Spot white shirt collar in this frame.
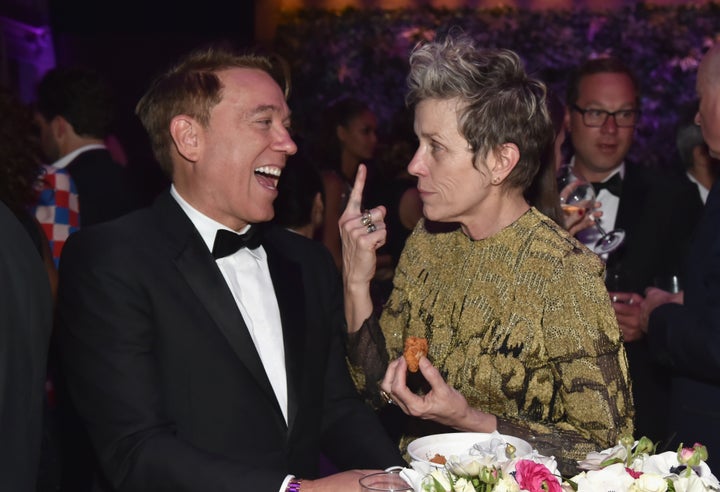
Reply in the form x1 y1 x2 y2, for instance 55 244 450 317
686 171 709 204
170 185 256 257
51 143 107 169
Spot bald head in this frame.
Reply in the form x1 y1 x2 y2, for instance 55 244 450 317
698 45 720 88
696 45 720 159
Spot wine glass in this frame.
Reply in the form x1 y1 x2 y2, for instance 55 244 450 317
557 167 626 255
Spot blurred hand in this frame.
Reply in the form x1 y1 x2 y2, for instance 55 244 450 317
640 287 684 334
560 181 603 236
302 469 379 491
609 291 646 342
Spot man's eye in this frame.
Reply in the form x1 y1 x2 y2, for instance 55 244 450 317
587 109 606 118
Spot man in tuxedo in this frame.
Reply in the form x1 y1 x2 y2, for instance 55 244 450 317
675 109 719 207
56 47 403 492
641 44 720 467
0 202 53 491
34 67 141 262
564 57 703 444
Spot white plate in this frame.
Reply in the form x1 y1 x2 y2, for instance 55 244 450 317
407 432 532 466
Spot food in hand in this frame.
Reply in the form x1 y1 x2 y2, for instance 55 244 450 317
404 336 428 373
429 453 447 465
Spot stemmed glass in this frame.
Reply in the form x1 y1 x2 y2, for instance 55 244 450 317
557 166 626 255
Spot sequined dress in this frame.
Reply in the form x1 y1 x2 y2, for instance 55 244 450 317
346 208 634 474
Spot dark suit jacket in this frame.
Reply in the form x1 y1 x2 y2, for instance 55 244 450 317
0 202 53 491
648 180 720 467
603 163 703 445
606 163 703 293
56 191 402 492
66 148 141 227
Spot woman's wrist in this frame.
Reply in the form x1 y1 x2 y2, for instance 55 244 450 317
455 407 497 433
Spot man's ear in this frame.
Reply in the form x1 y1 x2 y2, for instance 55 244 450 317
51 115 70 140
490 143 520 184
170 115 202 162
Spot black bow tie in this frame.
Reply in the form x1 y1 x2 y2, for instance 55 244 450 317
212 226 262 259
592 173 623 197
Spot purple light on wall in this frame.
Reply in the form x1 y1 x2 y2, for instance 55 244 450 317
0 15 55 102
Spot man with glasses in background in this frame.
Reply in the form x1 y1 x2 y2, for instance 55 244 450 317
563 56 702 446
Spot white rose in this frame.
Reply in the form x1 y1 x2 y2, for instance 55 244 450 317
570 463 636 492
495 476 521 492
630 474 668 492
447 459 484 477
671 474 709 492
452 477 476 492
427 469 452 491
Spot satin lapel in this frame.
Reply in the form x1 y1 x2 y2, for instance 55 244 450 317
608 169 643 266
154 193 277 405
264 234 307 435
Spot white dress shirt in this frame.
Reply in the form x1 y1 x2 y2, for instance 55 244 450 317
49 143 107 169
170 186 288 423
687 171 710 204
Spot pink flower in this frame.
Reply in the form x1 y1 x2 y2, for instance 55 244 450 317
627 468 643 479
677 443 708 467
515 459 562 492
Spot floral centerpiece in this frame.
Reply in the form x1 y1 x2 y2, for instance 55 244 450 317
403 436 719 492
567 437 719 492
403 433 562 492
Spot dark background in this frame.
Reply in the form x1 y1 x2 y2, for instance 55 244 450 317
2 0 257 202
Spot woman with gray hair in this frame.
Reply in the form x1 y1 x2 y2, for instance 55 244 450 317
340 32 634 474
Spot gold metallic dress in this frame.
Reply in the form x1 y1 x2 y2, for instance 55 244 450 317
347 208 634 474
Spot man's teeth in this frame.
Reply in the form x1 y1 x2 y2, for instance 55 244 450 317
255 166 282 177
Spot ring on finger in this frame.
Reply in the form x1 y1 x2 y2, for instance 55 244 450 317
379 389 395 405
361 210 373 227
366 223 377 234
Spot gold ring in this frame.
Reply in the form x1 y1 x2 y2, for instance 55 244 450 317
379 389 394 405
361 210 373 227
366 223 377 234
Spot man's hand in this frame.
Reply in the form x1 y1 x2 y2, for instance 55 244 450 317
302 470 380 491
640 287 684 334
609 291 646 342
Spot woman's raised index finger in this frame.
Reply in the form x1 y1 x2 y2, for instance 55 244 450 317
346 163 367 214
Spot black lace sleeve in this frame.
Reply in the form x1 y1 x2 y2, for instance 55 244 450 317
345 314 390 408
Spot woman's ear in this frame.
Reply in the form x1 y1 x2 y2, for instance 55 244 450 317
311 192 325 228
491 143 520 184
564 107 572 133
170 115 202 162
336 124 348 145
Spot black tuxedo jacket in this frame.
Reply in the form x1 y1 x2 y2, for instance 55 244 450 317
602 163 703 445
648 180 720 467
0 203 53 491
66 148 141 227
56 191 402 492
606 163 703 293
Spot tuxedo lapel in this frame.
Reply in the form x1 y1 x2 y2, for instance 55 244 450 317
154 193 279 410
264 233 307 435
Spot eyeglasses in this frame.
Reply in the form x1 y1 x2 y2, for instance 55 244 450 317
571 104 640 128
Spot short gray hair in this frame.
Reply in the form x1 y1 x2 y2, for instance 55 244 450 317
676 121 706 170
405 33 553 190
